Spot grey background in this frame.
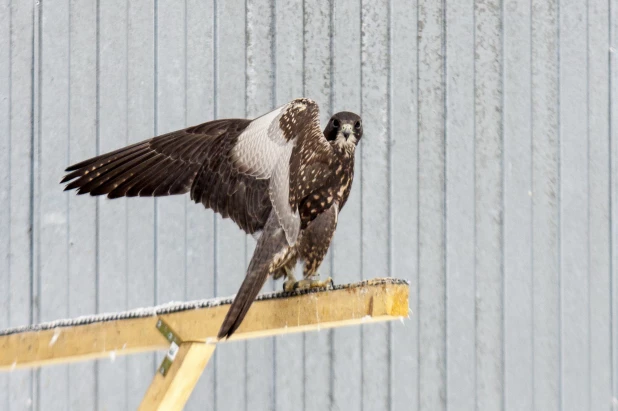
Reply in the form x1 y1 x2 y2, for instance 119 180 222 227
1 0 617 410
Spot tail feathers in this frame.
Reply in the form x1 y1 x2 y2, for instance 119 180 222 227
217 211 290 339
217 265 270 339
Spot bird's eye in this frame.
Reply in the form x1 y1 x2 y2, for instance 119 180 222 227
332 119 340 128
354 121 362 129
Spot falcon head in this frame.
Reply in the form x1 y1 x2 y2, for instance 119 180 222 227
323 112 363 148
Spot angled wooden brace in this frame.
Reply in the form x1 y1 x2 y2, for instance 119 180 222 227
138 319 216 411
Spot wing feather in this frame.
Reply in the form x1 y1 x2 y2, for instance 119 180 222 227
63 140 146 172
268 144 300 244
71 150 154 194
62 99 332 237
62 118 271 234
117 155 169 197
62 144 150 186
137 160 181 197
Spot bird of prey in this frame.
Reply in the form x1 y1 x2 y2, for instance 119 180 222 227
61 98 363 339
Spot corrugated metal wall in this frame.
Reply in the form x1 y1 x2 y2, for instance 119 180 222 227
1 0 617 410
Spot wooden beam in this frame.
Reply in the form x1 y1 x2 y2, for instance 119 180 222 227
0 278 409 370
138 342 216 411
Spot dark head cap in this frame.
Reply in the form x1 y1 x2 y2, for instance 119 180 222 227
323 111 363 143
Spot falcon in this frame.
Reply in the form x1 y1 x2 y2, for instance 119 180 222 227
61 98 363 339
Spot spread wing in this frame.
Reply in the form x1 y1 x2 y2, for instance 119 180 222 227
61 98 332 238
61 119 272 234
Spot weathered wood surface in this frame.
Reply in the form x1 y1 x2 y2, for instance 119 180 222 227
0 279 409 370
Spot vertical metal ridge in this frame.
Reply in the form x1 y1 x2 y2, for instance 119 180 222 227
327 1 335 408
556 0 563 406
184 0 188 128
212 0 218 408
124 0 130 312
327 30 336 401
244 0 248 118
241 0 251 411
153 0 159 377
183 0 191 306
301 2 307 409
531 0 537 405
6 6 13 409
33 0 42 402
7 0 12 335
386 1 394 409
328 0 334 114
243 3 248 410
94 0 101 411
33 0 42 329
66 0 71 316
472 0 478 407
441 0 448 406
415 0 422 407
528 0 535 406
302 0 306 98
500 0 507 407
66 0 72 407
358 0 365 411
585 0 592 405
359 1 365 408
183 0 188 305
271 2 277 409
153 0 159 310
609 0 617 402
271 0 276 109
124 1 130 404
94 0 100 407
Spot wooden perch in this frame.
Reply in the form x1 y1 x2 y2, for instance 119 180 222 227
0 278 409 411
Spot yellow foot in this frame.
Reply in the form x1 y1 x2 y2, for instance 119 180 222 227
282 267 297 292
287 276 334 291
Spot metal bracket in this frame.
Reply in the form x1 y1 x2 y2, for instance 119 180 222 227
155 318 182 376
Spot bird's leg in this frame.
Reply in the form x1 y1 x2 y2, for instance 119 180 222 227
282 265 298 292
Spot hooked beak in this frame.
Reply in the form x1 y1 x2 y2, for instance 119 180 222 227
340 123 353 139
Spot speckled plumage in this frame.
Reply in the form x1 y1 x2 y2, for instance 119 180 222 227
60 98 362 339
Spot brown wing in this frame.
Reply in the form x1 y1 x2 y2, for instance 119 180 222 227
287 104 334 215
61 119 271 234
62 98 332 238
